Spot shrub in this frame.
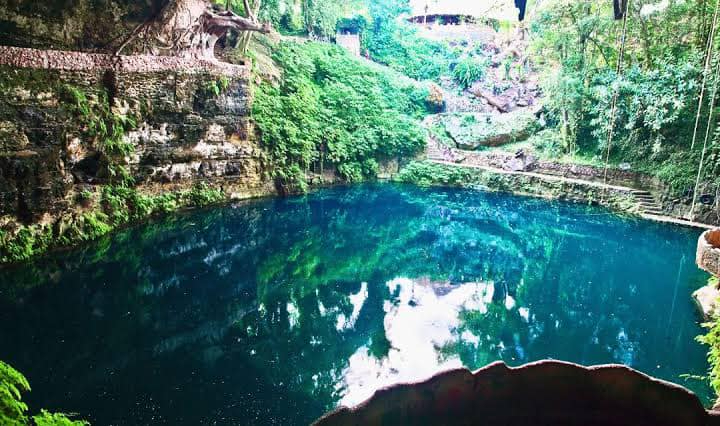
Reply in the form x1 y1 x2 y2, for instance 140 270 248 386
1 360 87 425
362 22 452 82
452 56 489 89
253 40 429 191
698 277 720 396
396 161 475 186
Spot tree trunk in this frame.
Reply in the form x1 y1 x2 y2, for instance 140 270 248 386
118 0 271 59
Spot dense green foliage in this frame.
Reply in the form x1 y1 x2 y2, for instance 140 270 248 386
253 40 429 191
357 0 493 85
531 0 719 194
395 161 476 186
221 0 363 38
698 278 720 395
1 360 29 426
362 18 452 81
0 184 226 263
1 361 86 425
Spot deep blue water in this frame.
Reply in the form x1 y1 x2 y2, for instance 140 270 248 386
0 184 712 425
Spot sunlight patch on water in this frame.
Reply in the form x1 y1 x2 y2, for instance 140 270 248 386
287 302 299 329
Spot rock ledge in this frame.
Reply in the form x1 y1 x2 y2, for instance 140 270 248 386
315 360 720 426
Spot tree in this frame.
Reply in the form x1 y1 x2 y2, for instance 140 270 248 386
115 0 272 59
229 0 264 54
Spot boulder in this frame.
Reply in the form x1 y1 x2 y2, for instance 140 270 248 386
697 229 720 277
503 149 537 172
441 109 538 150
693 283 720 319
314 360 720 426
425 83 445 113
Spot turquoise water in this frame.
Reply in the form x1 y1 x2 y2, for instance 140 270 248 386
0 184 712 425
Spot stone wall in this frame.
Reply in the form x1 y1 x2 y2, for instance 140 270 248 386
697 229 720 277
456 150 660 190
456 150 720 225
398 161 638 215
0 46 247 75
0 46 271 225
660 185 720 226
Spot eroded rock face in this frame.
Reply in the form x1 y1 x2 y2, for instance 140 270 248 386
0 47 270 224
698 229 720 278
314 360 720 426
0 0 152 51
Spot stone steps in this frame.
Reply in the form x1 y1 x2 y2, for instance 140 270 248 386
632 190 664 215
426 135 456 162
426 148 446 161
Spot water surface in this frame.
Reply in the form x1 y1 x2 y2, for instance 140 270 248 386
0 184 711 424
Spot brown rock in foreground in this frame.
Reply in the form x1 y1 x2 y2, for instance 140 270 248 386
314 360 720 426
698 229 720 278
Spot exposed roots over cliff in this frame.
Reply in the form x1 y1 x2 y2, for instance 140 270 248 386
114 0 271 59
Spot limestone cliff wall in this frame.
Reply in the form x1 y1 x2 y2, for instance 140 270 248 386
0 0 157 50
0 46 271 226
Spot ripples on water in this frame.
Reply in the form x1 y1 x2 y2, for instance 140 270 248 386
0 184 712 424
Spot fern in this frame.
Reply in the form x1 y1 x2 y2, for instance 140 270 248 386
1 360 87 425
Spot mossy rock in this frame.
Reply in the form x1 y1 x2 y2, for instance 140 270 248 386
0 121 30 151
441 109 538 150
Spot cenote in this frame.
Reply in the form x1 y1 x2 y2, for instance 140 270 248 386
0 184 712 425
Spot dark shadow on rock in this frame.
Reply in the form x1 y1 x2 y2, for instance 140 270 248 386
315 360 720 426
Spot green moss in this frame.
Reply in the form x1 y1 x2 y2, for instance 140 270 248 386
396 161 636 212
428 123 456 149
0 183 228 264
203 76 232 97
0 67 63 95
60 84 137 185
